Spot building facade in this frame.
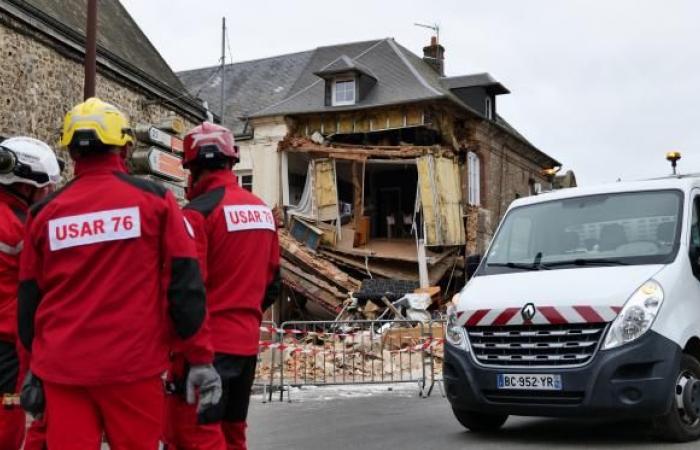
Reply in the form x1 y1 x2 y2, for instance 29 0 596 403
181 37 568 315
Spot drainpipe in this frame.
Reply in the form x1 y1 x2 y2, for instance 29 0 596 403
84 0 98 99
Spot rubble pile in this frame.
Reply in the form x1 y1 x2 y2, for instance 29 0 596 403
255 325 444 385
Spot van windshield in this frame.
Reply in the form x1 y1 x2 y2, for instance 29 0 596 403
481 190 683 274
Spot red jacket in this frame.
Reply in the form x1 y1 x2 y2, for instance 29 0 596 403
18 153 212 386
184 170 280 356
0 189 27 344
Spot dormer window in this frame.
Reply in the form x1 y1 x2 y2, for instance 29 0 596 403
315 55 376 107
333 78 356 106
485 96 493 120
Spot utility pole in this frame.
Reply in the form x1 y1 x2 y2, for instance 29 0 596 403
220 17 226 122
84 0 98 99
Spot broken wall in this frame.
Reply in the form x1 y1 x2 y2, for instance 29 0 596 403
238 117 288 207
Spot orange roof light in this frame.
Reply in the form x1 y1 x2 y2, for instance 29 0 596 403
666 151 682 163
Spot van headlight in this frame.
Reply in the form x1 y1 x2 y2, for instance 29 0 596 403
446 303 469 352
602 280 664 350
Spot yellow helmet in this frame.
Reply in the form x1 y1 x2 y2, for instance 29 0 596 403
61 97 134 150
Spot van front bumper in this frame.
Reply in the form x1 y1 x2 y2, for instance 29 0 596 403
444 330 680 418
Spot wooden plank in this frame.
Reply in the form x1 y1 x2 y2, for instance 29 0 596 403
322 116 337 134
354 116 370 133
337 115 353 134
388 109 404 128
406 107 423 126
307 117 322 135
374 111 389 130
352 161 363 227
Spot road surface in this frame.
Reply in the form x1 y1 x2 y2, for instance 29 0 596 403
248 384 700 449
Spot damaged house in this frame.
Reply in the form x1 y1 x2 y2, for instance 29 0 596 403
179 37 566 319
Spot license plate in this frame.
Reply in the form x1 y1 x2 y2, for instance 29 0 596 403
497 374 562 390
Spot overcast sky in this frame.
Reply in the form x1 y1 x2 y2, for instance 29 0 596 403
121 0 700 185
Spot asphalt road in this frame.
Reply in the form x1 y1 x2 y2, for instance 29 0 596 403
248 385 700 450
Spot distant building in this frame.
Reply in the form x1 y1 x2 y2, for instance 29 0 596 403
0 0 208 166
181 37 566 312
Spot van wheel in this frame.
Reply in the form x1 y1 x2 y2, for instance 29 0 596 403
452 408 508 432
653 354 700 442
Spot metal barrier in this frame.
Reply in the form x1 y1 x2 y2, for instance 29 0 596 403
424 318 446 398
254 321 282 403
255 319 454 402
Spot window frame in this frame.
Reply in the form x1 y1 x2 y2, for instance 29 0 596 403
332 78 356 106
485 96 493 120
467 151 481 207
237 170 253 192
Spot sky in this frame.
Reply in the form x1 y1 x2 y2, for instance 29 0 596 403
120 0 700 185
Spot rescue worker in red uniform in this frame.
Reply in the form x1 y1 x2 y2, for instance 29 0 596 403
0 137 60 450
17 98 223 450
166 122 280 450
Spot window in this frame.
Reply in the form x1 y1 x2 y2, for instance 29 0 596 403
482 190 683 274
237 171 253 192
467 151 481 206
485 97 493 119
332 79 356 106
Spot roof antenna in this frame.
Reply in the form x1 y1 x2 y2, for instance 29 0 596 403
414 22 440 47
666 151 682 176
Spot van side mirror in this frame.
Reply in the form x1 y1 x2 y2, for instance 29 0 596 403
466 254 483 278
690 245 700 280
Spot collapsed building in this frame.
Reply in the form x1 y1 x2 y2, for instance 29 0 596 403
180 37 569 320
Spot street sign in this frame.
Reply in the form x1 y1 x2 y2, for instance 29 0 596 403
147 147 186 181
131 147 186 182
135 126 184 154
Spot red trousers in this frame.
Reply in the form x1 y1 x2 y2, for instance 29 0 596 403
0 407 24 450
44 376 165 450
24 417 47 450
165 396 247 450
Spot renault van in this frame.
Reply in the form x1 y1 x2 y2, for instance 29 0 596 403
445 174 700 441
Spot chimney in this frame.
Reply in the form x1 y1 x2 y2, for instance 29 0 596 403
423 36 445 76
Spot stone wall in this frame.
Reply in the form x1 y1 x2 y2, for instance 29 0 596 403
459 118 552 255
0 18 195 178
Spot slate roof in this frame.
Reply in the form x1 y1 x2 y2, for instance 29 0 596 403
0 0 207 120
314 54 376 79
178 50 314 135
178 38 559 166
441 73 510 94
253 39 452 117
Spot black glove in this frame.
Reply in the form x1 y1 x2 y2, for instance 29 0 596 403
20 371 45 418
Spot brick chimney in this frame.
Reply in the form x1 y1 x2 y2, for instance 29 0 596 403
423 36 445 76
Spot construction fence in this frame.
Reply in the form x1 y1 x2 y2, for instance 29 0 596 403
254 318 446 402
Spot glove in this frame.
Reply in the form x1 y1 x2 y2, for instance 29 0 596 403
186 364 222 414
20 371 45 418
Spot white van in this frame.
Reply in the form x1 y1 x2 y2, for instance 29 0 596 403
445 174 700 441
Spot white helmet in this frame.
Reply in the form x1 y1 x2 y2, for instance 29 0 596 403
0 137 62 188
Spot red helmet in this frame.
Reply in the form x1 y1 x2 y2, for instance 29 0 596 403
183 122 239 169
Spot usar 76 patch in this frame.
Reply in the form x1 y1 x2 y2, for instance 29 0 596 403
48 207 142 251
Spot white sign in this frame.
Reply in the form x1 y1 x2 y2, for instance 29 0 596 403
49 207 142 251
224 205 275 232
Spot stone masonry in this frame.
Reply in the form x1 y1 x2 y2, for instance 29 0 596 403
0 19 194 178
